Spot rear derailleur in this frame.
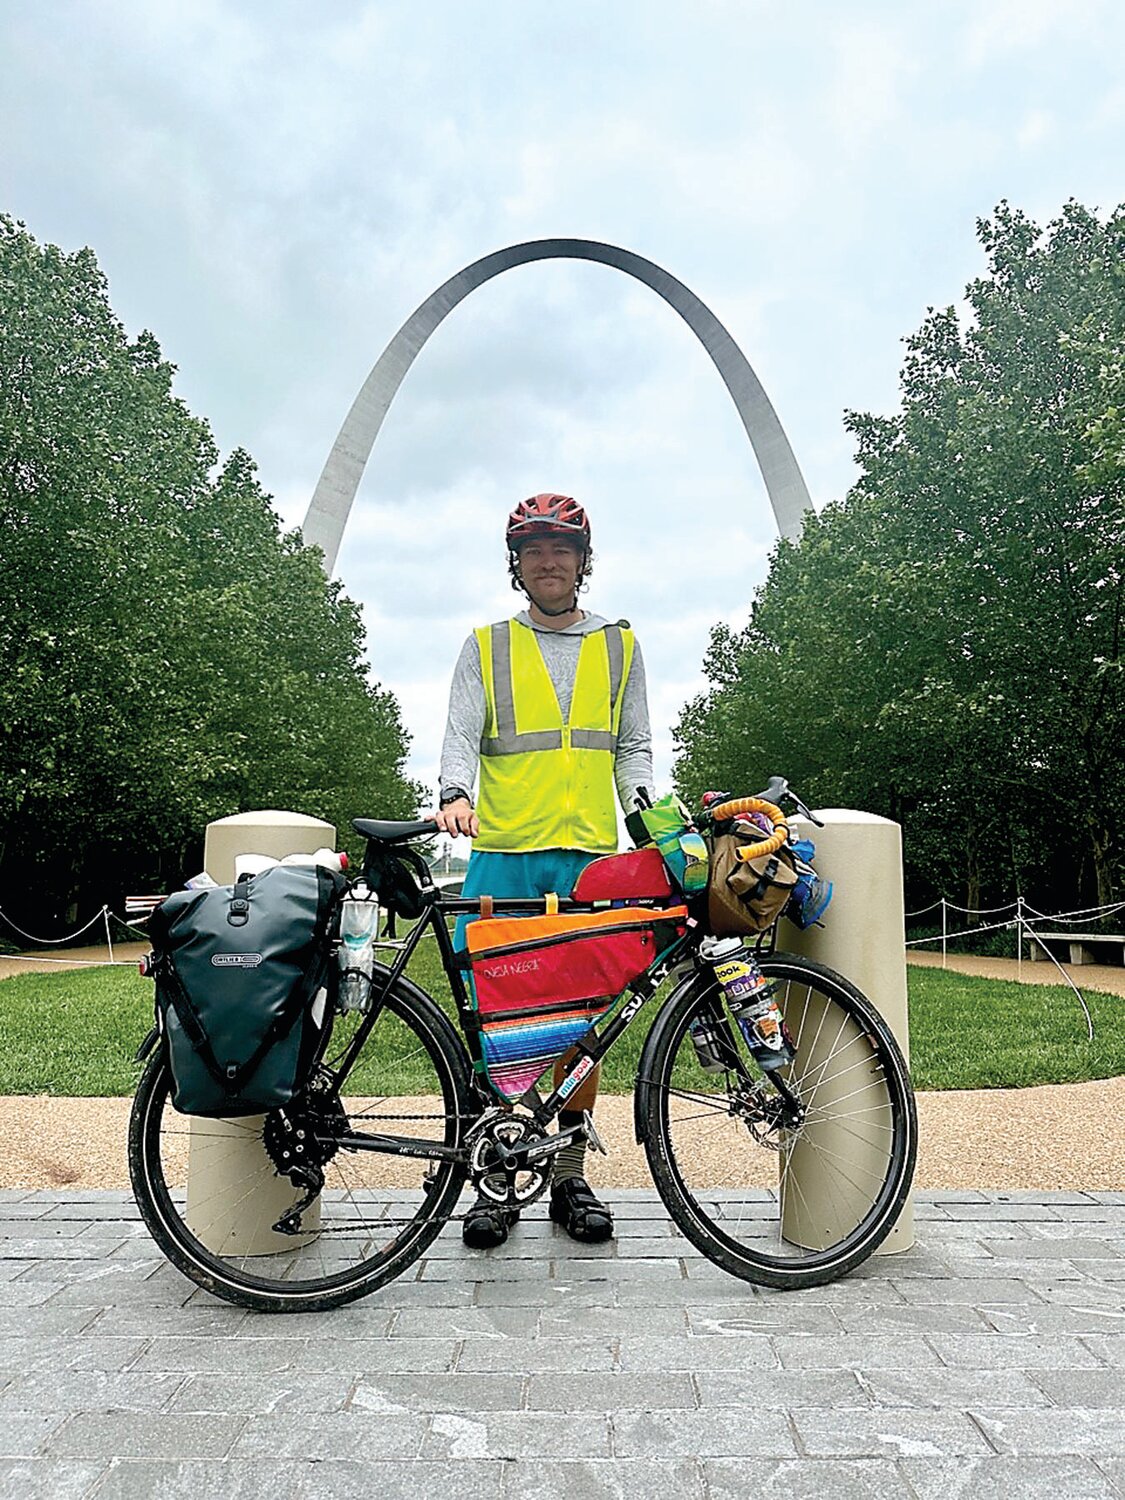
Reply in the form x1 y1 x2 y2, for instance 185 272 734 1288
263 1071 349 1236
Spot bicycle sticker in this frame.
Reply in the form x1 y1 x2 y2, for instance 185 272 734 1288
557 1055 595 1099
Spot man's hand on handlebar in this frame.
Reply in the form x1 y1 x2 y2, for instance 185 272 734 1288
432 797 480 839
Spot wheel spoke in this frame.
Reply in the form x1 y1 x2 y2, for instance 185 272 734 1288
643 958 915 1288
129 977 471 1311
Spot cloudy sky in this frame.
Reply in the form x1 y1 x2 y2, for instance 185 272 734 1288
3 1 1123 827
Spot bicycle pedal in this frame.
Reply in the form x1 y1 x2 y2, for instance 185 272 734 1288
582 1110 608 1156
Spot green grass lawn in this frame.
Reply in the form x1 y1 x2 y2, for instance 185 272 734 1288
1 952 1121 1096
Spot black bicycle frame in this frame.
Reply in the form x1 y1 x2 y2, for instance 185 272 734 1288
325 868 697 1165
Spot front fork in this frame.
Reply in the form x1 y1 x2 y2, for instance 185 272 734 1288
633 964 805 1145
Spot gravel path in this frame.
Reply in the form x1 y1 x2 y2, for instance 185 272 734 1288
4 1077 1123 1193
3 945 1122 1192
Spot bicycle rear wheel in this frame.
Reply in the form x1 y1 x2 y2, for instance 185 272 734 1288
638 952 916 1290
129 972 472 1312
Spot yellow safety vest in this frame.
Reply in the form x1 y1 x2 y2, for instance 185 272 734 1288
474 618 635 854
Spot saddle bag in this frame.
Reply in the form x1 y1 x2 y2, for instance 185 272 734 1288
465 904 687 1098
148 863 347 1117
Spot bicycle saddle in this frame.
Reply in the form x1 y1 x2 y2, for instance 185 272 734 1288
352 818 438 844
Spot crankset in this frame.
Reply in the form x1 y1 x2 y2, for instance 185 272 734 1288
465 1107 605 1213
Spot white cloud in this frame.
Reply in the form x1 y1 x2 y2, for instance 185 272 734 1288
964 0 1107 66
1017 109 1055 149
823 21 917 152
4 0 1125 817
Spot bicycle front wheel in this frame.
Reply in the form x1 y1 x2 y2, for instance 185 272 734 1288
638 952 916 1290
129 973 472 1312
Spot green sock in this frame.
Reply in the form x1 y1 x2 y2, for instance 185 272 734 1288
553 1109 588 1185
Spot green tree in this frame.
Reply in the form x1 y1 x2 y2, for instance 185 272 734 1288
0 217 420 924
675 200 1125 911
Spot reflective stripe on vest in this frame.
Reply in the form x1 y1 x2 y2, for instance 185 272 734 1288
474 618 635 853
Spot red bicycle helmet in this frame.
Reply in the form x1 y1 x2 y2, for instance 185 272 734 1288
505 493 591 550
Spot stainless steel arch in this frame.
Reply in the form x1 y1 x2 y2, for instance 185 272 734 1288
303 238 812 572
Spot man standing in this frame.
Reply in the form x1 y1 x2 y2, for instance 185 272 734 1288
435 493 654 1248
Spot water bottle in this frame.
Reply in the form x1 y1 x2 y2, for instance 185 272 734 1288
688 1015 739 1074
280 847 349 873
337 886 380 1013
699 934 794 1072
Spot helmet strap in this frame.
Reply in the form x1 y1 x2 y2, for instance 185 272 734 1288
532 593 580 617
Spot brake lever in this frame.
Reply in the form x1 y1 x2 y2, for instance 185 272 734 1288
790 791 824 828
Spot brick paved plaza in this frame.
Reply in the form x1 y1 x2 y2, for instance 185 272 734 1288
1 1188 1124 1496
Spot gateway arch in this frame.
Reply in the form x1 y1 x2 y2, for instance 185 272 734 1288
302 238 812 572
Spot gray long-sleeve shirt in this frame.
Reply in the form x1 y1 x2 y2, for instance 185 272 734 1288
439 610 654 819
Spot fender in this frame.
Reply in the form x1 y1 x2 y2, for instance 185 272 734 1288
632 967 713 1144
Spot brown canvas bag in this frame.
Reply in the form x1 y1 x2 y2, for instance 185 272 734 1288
707 825 799 937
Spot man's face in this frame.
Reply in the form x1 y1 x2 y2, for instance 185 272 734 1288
516 536 584 611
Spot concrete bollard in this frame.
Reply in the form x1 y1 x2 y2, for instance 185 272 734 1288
780 809 915 1254
185 810 336 1258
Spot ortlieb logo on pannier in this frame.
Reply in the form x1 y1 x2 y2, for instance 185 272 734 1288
147 864 346 1117
465 904 687 1099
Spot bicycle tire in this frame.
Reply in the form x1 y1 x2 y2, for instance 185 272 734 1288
637 951 917 1290
129 968 473 1312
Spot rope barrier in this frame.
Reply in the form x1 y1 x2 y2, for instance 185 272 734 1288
905 915 1019 945
939 898 1021 917
0 905 111 946
904 899 943 918
1022 899 1125 926
905 893 1104 1041
909 895 1125 925
105 906 152 930
0 954 140 968
1020 924 1095 1042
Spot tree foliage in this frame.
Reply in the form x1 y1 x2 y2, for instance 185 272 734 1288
0 218 421 924
675 200 1125 912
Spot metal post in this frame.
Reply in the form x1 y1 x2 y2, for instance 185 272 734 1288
102 905 114 966
1016 895 1023 981
941 897 947 970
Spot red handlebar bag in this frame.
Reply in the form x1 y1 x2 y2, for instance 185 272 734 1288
465 904 687 1098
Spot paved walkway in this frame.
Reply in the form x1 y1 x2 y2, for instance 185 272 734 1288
907 949 1125 999
0 943 147 982
2 1189 1124 1497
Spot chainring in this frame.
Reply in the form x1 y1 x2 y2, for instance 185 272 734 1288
466 1108 551 1211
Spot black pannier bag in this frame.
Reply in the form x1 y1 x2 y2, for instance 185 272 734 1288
148 864 347 1117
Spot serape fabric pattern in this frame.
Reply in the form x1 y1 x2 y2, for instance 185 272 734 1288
465 904 687 1098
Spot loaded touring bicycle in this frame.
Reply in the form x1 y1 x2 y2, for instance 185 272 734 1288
129 779 917 1312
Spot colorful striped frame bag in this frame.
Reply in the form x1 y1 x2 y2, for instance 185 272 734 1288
465 905 687 1098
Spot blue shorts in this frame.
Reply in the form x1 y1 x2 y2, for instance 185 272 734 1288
453 848 597 955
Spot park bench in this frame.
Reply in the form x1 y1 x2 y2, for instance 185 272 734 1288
1025 930 1125 966
125 895 164 922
